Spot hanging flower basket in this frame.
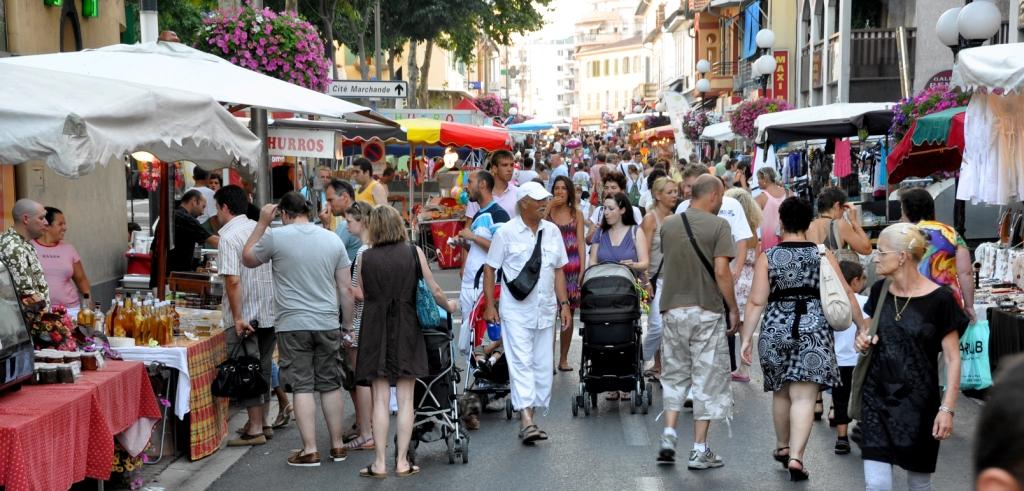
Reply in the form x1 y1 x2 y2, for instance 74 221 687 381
475 94 504 118
196 3 331 92
682 111 721 142
888 84 970 142
729 98 793 141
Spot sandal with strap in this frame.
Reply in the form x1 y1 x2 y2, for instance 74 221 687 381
343 435 375 451
788 459 810 482
519 424 542 444
359 465 386 479
772 447 790 469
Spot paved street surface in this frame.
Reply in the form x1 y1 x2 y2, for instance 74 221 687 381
199 268 981 491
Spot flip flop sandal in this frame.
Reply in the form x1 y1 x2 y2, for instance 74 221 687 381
343 435 375 451
772 447 790 469
536 429 549 440
519 425 542 444
396 465 421 477
558 366 574 372
359 465 387 479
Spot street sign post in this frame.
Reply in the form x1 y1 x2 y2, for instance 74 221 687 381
329 80 409 99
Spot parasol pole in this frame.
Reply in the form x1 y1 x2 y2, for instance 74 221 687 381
154 160 170 299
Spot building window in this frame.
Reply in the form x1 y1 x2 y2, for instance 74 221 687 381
603 59 609 76
623 56 630 74
614 59 619 75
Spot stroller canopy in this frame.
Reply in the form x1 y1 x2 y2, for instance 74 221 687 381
581 263 641 323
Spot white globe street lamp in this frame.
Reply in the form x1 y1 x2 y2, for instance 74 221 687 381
755 54 777 77
655 101 666 112
935 7 962 47
936 1 1003 60
957 0 1002 43
509 106 519 116
755 29 776 49
696 59 711 75
696 78 711 94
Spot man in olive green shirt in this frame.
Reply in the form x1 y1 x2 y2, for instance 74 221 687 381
655 175 739 471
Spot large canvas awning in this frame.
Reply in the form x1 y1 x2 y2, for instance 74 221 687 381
754 103 893 146
0 64 261 177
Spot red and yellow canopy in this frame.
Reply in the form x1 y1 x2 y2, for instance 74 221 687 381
397 119 511 151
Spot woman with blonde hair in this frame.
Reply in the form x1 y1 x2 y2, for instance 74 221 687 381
343 201 374 451
355 205 456 478
640 176 679 381
724 187 761 383
755 167 790 252
855 222 965 491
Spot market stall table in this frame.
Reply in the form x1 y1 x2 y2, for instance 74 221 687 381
0 360 161 491
986 308 1024 375
117 328 229 460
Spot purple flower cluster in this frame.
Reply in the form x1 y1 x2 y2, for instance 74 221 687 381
729 98 792 141
682 111 721 142
196 3 331 92
476 94 504 118
889 84 970 142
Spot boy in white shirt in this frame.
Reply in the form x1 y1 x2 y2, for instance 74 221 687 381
834 260 868 456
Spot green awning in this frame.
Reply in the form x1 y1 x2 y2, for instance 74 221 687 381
911 106 967 146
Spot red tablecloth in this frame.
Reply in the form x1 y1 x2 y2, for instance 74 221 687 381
0 360 161 491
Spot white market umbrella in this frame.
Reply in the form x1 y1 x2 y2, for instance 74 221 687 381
0 41 390 124
754 102 894 146
701 121 737 142
951 42 1024 93
0 64 262 178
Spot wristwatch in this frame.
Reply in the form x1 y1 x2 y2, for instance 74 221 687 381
938 405 955 416
559 300 570 307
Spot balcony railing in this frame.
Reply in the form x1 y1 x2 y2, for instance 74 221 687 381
689 0 710 11
847 28 916 80
711 61 737 77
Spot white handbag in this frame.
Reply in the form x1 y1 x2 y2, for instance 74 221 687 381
817 244 853 330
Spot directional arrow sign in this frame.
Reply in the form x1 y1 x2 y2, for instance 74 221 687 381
328 80 409 99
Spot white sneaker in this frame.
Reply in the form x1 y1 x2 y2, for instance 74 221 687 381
687 449 724 470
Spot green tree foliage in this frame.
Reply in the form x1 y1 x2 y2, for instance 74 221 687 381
158 0 218 45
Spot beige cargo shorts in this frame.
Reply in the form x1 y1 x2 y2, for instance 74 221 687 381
660 306 733 420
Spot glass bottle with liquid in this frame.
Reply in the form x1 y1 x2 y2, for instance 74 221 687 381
77 296 94 328
92 301 105 335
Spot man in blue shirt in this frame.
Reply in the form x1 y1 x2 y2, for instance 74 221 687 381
546 153 569 193
457 170 510 357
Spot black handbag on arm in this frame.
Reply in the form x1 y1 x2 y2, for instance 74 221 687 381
503 229 544 301
212 321 269 399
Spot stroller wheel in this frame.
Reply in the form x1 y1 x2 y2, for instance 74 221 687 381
572 392 579 417
459 437 470 464
446 434 456 464
644 382 654 414
584 391 592 416
505 398 514 420
589 392 598 414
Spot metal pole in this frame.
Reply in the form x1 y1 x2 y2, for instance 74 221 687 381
896 26 912 99
374 0 382 81
139 0 158 43
251 108 271 206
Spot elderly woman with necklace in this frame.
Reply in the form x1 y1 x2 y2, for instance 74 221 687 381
855 222 966 491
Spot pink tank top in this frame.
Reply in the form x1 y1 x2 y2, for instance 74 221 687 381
760 191 786 252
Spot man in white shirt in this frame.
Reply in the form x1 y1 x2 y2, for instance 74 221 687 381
513 157 539 185
188 166 218 225
216 185 276 447
483 182 571 445
675 165 753 282
466 150 519 220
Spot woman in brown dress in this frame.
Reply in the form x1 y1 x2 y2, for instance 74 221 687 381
355 206 455 478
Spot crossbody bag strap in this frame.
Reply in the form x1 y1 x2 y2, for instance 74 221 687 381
410 243 423 280
681 212 717 282
866 279 891 339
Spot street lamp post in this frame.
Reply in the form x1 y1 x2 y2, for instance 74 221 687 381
935 0 1002 238
696 59 711 107
752 29 777 94
936 1 1003 61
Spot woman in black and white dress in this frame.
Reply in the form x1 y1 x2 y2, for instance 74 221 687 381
741 197 860 481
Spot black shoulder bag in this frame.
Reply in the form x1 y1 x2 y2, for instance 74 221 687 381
504 230 544 301
212 323 269 399
680 212 731 331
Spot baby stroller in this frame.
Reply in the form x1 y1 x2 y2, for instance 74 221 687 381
462 275 515 420
572 262 652 416
403 315 470 465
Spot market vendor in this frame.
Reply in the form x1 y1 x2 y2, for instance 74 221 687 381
167 189 219 273
0 199 50 308
353 158 388 206
32 207 90 309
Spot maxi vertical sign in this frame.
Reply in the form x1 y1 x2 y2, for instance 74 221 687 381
329 80 409 99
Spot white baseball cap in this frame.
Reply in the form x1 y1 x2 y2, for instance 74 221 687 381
516 181 552 202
